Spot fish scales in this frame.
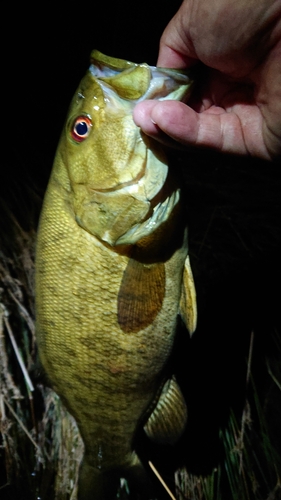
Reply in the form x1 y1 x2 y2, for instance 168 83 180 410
35 50 197 499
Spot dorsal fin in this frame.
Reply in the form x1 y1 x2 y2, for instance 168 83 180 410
180 255 197 335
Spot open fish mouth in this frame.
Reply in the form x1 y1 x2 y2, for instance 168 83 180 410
90 49 194 103
115 188 180 245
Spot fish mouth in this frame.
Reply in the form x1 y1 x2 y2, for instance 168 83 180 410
115 188 180 245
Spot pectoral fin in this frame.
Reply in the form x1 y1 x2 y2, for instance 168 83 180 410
144 376 187 445
118 259 165 333
180 255 197 336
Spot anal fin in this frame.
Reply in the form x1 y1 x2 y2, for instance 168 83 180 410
144 376 187 445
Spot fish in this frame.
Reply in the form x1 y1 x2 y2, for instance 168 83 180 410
35 49 197 499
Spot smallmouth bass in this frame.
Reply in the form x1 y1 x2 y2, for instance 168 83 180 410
35 50 197 499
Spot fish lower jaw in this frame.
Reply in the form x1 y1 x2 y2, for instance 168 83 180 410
115 188 180 246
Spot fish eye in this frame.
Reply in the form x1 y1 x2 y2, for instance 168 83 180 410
71 115 92 142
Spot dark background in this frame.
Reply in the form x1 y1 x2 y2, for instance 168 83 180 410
5 0 182 187
2 1 281 496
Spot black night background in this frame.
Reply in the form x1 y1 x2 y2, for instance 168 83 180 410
1 1 281 499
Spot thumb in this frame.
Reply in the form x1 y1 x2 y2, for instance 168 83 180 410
133 99 269 159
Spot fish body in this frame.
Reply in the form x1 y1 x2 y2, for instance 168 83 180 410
35 51 197 499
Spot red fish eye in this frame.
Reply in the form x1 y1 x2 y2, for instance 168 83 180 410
71 116 92 142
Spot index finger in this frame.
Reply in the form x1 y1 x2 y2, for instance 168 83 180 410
157 44 196 69
157 3 197 68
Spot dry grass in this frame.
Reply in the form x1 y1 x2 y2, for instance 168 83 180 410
0 200 83 500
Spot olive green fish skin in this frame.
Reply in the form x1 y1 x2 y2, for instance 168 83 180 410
37 178 186 461
35 51 197 499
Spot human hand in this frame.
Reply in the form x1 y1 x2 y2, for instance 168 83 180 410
133 0 281 160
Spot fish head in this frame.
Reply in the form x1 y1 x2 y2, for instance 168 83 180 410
56 50 194 246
